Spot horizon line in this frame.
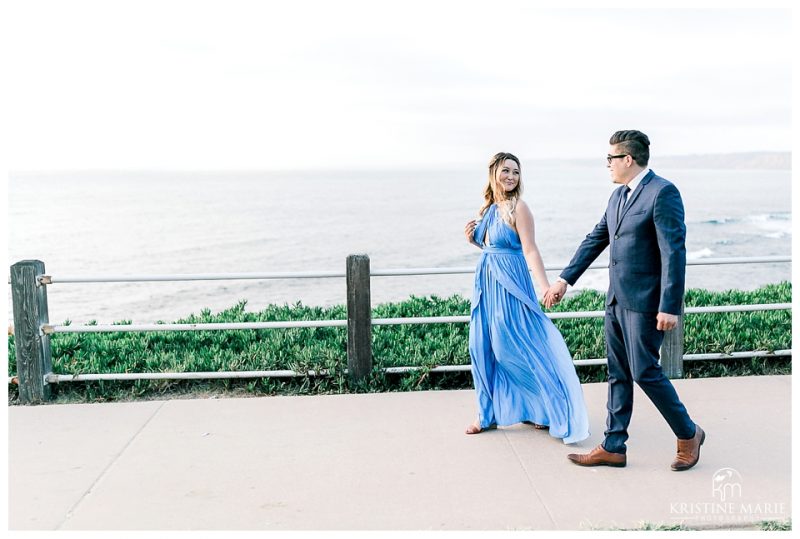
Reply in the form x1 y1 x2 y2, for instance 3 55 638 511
9 150 792 174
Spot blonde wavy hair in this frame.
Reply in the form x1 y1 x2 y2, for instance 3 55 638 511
478 152 523 227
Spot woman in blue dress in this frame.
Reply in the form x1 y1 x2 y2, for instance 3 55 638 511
463 152 590 444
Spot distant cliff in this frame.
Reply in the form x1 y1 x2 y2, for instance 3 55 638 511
651 152 791 170
559 152 791 170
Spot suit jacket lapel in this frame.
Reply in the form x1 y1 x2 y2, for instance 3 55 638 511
611 185 626 230
615 170 654 233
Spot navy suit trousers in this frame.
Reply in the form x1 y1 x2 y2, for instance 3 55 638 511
602 301 696 454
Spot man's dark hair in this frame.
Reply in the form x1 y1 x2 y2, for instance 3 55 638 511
610 130 650 167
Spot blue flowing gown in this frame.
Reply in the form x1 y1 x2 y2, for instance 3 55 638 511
469 204 590 444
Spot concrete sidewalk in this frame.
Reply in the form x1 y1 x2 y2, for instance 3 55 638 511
8 375 792 530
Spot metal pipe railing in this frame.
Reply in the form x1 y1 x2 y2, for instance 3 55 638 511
42 319 348 335
30 349 791 384
26 255 792 285
38 270 346 284
41 303 791 334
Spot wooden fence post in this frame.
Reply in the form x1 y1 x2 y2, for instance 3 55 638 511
660 301 685 379
346 254 372 381
10 260 53 404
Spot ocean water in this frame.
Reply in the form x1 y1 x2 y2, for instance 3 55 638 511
8 166 791 324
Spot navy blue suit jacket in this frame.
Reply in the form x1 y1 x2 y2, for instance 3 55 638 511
560 170 686 314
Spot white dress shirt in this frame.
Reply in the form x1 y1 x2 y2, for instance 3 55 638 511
624 167 651 201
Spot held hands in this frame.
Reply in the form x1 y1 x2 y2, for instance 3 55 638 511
543 281 567 309
656 312 679 331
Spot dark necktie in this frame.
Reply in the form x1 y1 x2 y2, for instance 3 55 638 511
617 185 631 222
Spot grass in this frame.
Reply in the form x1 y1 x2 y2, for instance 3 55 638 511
601 519 791 531
604 522 689 530
7 282 791 404
760 518 792 531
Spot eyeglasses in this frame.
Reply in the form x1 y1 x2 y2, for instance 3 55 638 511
607 154 628 164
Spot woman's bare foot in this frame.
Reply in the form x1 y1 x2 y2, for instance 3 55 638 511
465 421 497 435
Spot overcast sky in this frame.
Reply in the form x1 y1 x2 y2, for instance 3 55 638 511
6 2 792 170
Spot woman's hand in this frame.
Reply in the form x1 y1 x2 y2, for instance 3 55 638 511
464 219 480 247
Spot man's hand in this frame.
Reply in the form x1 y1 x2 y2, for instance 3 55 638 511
543 281 567 308
656 312 679 331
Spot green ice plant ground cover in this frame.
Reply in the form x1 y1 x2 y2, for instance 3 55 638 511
7 282 791 404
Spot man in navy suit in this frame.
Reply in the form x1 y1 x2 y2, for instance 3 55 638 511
544 130 704 471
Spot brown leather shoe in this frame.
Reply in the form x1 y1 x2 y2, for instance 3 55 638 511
671 424 705 471
567 444 626 467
